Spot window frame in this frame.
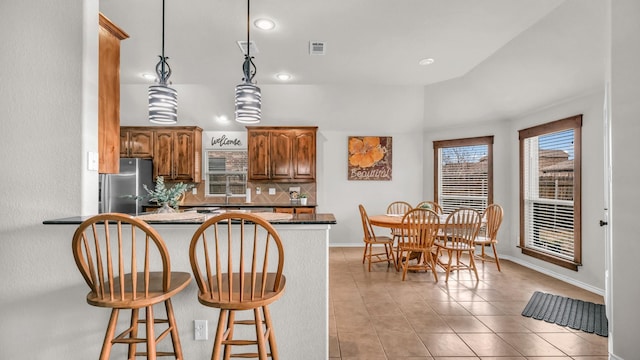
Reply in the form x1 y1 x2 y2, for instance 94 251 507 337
518 115 582 271
433 136 494 213
204 149 248 197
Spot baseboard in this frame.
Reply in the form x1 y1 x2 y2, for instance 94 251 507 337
500 254 604 296
609 352 622 360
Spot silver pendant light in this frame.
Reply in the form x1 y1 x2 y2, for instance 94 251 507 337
149 0 178 124
235 0 261 124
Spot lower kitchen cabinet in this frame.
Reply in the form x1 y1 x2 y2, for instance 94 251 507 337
274 207 315 214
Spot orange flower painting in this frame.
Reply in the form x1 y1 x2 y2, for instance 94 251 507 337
348 136 392 180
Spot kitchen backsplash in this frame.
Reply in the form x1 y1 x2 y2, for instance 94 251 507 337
183 181 317 205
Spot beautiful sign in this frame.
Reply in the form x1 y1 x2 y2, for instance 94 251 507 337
347 136 392 181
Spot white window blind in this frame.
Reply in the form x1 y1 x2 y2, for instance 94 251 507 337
523 129 575 260
437 144 489 214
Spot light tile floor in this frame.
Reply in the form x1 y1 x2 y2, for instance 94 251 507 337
329 247 608 360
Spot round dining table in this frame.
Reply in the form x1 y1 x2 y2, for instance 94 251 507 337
369 213 450 229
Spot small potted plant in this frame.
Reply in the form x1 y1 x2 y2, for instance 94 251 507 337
143 176 194 213
299 193 308 205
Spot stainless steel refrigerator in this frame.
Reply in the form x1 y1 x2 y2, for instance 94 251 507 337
99 158 154 215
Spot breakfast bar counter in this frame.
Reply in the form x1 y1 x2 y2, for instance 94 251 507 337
43 212 335 359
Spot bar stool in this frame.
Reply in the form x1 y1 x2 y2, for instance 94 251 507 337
189 212 286 359
71 213 191 359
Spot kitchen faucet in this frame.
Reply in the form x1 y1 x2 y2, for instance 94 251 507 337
225 176 232 204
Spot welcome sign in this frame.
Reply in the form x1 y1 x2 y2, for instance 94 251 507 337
203 131 246 149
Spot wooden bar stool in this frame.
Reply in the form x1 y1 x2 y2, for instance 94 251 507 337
71 213 191 359
189 213 286 359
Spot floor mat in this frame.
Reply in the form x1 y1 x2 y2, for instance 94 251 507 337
521 291 608 337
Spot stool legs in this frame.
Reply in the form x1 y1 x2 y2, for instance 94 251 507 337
211 307 279 360
100 309 119 360
165 299 184 360
128 308 140 359
263 306 279 359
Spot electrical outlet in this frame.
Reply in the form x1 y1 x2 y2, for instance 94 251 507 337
194 320 207 340
192 187 197 195
256 187 261 195
269 188 276 195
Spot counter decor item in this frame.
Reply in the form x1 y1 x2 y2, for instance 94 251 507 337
299 193 308 205
143 176 194 213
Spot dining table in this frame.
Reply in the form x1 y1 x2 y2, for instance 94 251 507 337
369 213 450 229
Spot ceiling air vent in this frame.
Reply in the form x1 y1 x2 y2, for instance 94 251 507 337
309 41 326 55
236 40 259 55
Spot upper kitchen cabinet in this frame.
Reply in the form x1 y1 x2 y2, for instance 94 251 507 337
120 127 153 158
98 13 128 174
153 126 203 183
247 126 317 182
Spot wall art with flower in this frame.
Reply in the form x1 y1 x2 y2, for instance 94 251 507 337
347 136 392 181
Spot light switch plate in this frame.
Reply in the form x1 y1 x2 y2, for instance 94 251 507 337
269 188 276 195
256 187 261 195
87 151 98 171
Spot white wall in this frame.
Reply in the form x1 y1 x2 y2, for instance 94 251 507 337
610 0 640 358
0 0 99 358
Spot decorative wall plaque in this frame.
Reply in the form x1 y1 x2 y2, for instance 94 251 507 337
347 136 392 181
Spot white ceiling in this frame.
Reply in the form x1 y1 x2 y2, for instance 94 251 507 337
100 0 605 130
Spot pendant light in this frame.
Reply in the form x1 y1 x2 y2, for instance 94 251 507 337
235 0 261 124
149 0 178 124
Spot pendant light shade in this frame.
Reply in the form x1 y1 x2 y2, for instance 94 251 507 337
235 0 261 124
149 0 177 124
235 82 261 124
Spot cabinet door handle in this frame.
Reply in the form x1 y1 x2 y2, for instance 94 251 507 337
599 220 608 227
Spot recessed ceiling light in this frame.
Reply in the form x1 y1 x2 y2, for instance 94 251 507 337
418 58 435 66
254 18 275 30
275 73 292 81
141 73 156 80
215 115 230 124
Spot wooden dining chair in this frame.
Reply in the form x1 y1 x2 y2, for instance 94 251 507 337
189 212 286 360
474 204 504 271
71 213 191 360
397 208 440 281
386 201 413 261
434 208 482 282
415 201 443 214
359 204 397 271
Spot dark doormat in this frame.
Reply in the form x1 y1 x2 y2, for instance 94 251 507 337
521 291 608 337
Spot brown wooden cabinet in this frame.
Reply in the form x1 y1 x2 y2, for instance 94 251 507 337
153 126 202 183
247 126 317 182
120 127 153 158
98 13 128 173
274 207 316 214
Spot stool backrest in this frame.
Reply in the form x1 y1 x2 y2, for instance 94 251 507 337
71 213 171 303
189 213 285 304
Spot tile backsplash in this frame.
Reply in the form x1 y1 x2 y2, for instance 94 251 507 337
183 181 316 205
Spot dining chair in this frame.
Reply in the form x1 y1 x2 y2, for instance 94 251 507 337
71 213 191 360
189 212 286 360
397 208 440 281
474 204 504 271
415 201 443 214
434 208 483 282
359 204 397 271
386 201 413 262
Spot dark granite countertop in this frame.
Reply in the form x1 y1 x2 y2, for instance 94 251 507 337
43 212 336 225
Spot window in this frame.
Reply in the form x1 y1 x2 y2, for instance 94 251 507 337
519 115 582 270
433 136 493 214
205 150 248 197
